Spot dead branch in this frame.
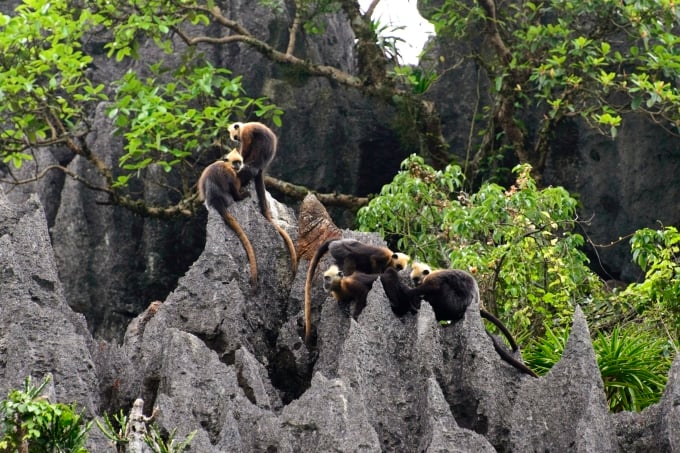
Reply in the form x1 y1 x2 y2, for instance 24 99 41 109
265 175 369 210
287 1 302 55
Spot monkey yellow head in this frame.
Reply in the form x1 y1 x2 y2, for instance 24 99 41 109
224 148 243 172
410 261 433 286
228 122 244 142
323 264 342 292
390 252 411 271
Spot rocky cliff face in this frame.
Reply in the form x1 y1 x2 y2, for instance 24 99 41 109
0 0 413 341
418 7 680 283
1 0 679 348
1 190 679 452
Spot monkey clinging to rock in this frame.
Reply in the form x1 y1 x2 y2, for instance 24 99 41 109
198 148 258 290
228 121 297 273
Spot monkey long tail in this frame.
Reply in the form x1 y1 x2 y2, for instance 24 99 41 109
480 309 519 352
272 223 298 274
304 238 337 344
255 173 272 221
221 209 258 291
486 331 539 378
251 173 297 273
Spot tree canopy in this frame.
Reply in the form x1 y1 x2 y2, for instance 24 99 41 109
430 0 680 178
1 0 679 412
2 0 680 214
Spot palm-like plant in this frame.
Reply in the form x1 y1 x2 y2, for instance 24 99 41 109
596 327 672 412
524 325 673 412
522 325 569 376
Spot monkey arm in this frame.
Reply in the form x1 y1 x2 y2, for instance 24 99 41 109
230 182 250 202
404 281 441 300
380 268 419 317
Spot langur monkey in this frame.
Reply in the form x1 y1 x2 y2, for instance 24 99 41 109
199 149 258 290
228 121 297 273
304 238 410 343
380 262 538 378
323 264 379 320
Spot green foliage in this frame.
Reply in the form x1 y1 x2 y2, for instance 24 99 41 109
0 0 106 168
358 154 602 334
96 409 195 452
431 0 680 139
95 410 127 451
391 66 438 94
521 325 569 376
624 226 680 337
597 326 672 412
93 0 209 60
0 376 91 453
524 325 673 412
108 60 282 187
367 18 406 64
301 0 341 35
0 0 284 196
145 424 196 453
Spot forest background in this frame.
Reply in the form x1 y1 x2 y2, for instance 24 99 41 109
1 0 680 413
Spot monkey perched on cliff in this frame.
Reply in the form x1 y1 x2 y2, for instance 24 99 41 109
228 121 297 273
322 264 380 320
304 238 410 343
198 148 258 290
379 266 421 318
381 263 538 378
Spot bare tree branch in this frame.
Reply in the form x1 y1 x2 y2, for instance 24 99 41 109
364 0 381 19
287 0 303 55
0 164 111 194
478 0 512 64
173 24 363 88
265 176 369 210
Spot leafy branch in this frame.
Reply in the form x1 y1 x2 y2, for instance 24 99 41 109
0 0 449 219
432 0 680 181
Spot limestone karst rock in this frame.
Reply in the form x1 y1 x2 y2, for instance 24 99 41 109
2 189 680 451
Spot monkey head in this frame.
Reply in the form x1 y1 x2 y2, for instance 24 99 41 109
323 264 342 292
228 122 243 142
391 252 411 271
410 261 433 286
224 148 243 172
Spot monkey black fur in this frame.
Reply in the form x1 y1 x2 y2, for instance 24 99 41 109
381 265 538 378
304 238 410 344
228 121 297 273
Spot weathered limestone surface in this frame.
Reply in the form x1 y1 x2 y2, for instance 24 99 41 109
1 191 677 451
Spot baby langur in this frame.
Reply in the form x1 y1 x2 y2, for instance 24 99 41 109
198 148 258 291
407 262 538 378
304 238 410 344
323 264 379 320
228 121 297 273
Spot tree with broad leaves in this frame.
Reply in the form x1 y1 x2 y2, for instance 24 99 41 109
2 0 680 218
430 0 680 181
